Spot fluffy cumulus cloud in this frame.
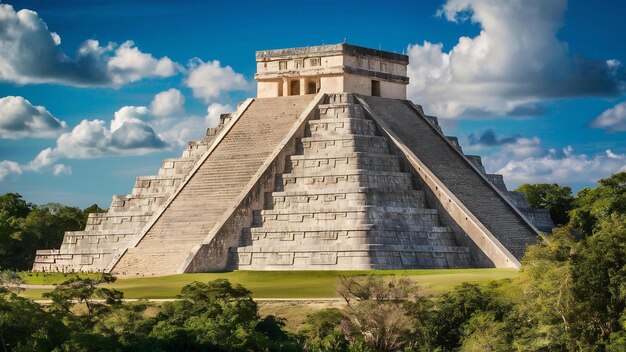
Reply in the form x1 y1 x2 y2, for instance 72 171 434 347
150 88 185 118
110 106 151 132
407 0 625 118
156 102 235 148
589 101 626 132
0 88 235 180
0 160 22 181
52 163 71 176
0 96 66 138
26 106 167 173
205 103 232 127
477 132 626 186
0 4 178 86
185 59 249 103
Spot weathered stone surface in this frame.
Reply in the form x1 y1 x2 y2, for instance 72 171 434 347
32 109 245 272
359 95 542 261
33 44 552 276
110 95 315 276
230 94 474 270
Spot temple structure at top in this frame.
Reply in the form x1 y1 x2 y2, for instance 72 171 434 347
255 44 409 99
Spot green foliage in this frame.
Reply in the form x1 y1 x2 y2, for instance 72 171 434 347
0 193 33 218
0 289 67 352
301 308 348 351
569 172 626 236
572 215 626 345
0 193 106 270
459 312 510 352
515 228 577 350
1 173 625 351
336 275 420 352
148 279 299 351
407 282 516 351
0 270 25 291
515 183 574 225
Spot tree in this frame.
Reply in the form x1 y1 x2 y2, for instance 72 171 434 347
0 289 67 351
0 193 32 270
337 275 420 352
0 193 32 218
0 270 24 292
149 279 294 351
515 183 574 226
460 312 511 352
569 172 626 236
571 214 626 346
515 228 578 350
301 308 348 351
43 275 123 323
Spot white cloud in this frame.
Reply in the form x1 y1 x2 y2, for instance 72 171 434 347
407 0 624 118
6 89 235 179
29 110 166 172
157 116 208 148
150 88 185 117
110 106 151 132
589 101 626 132
0 4 178 87
185 59 249 103
205 103 232 128
0 96 66 138
480 135 626 186
0 160 22 181
52 163 71 176
106 41 178 85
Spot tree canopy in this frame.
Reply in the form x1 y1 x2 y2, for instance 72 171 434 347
0 194 106 270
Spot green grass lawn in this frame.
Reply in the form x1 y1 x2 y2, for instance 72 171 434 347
19 269 518 300
20 272 102 285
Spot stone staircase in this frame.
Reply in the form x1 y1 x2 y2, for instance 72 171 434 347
33 93 552 275
32 113 236 272
360 96 542 260
229 94 474 270
110 95 315 276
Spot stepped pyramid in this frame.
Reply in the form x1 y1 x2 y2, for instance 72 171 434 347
33 44 552 276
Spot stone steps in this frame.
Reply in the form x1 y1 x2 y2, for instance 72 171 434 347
286 152 401 174
247 223 452 234
157 157 197 177
109 194 167 214
297 135 389 155
266 188 426 210
253 207 441 228
234 94 473 270
235 243 470 253
31 109 241 273
361 95 539 258
318 104 366 120
229 249 472 270
279 170 414 191
111 95 316 276
306 118 377 137
242 231 459 247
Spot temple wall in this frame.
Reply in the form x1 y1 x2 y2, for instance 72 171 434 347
343 74 406 99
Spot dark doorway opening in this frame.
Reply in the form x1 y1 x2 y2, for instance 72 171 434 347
371 80 381 96
307 80 317 94
290 80 300 96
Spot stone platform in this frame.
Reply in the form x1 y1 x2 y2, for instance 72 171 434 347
33 93 552 276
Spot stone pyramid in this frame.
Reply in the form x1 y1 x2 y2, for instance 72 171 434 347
33 44 552 276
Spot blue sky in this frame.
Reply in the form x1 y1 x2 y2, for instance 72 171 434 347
0 0 625 208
